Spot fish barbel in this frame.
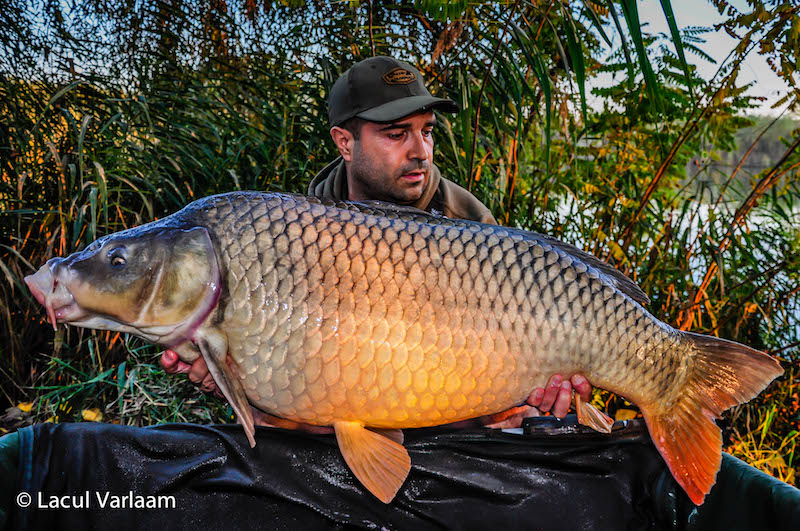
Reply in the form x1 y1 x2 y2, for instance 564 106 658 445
25 192 783 504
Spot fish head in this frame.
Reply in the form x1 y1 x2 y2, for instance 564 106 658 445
25 225 220 347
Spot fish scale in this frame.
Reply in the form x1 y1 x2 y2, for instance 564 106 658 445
182 192 683 426
26 190 783 504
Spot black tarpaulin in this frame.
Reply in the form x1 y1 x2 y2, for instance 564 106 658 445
6 417 800 530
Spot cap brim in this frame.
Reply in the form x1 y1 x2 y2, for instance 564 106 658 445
356 95 459 123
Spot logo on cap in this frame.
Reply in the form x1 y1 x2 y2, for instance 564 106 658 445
382 67 416 85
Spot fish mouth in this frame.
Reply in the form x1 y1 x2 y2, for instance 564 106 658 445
25 265 88 330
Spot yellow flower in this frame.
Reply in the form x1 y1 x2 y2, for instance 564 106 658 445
81 408 103 422
615 409 639 421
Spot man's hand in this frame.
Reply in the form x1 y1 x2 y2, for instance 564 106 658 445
452 374 594 429
160 350 220 396
527 374 592 418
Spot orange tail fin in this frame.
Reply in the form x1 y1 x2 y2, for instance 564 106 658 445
642 332 783 505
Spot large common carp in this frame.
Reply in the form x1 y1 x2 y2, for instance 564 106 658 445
25 192 783 505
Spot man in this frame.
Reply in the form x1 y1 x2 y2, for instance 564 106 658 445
161 56 592 427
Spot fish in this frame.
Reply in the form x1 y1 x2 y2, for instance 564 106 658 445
24 191 783 505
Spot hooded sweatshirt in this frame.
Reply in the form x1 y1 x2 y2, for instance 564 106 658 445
307 157 497 225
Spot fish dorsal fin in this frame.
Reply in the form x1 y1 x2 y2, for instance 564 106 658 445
536 234 650 306
349 200 431 218
334 421 411 503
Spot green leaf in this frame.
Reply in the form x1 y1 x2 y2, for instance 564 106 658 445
563 10 587 123
606 0 635 85
510 23 551 179
31 80 87 134
117 361 127 413
89 186 97 243
414 0 471 21
620 0 662 111
659 0 694 100
530 51 552 181
580 0 613 47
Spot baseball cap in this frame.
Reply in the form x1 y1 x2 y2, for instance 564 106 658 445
328 56 459 127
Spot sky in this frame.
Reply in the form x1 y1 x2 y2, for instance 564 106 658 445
596 0 791 115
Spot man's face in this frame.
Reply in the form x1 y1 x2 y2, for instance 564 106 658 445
339 111 435 204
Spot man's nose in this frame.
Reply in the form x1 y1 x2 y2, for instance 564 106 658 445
407 131 429 161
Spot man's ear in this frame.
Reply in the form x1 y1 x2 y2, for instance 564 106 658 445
330 126 355 162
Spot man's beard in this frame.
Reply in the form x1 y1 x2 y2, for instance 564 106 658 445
350 143 430 204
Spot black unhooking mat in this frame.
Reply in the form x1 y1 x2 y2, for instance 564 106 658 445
4 417 800 530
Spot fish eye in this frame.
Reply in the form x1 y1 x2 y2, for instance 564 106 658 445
108 247 127 268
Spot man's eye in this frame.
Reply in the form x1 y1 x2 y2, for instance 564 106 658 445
388 132 404 140
423 129 433 137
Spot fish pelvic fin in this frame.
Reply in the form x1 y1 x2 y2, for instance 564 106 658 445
643 332 783 506
574 393 614 433
367 427 404 445
334 421 411 504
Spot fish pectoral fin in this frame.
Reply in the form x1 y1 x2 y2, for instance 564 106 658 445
574 393 614 434
334 421 411 504
194 327 256 448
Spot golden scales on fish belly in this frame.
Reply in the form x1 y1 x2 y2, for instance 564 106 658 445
25 191 784 505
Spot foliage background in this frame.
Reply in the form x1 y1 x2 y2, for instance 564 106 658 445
1 0 799 485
